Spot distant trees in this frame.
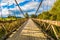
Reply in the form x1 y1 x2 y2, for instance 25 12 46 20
30 14 37 18
37 11 58 21
8 16 16 18
50 15 57 20
37 12 52 20
24 12 29 18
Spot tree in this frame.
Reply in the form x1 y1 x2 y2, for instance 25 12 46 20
37 13 43 19
50 0 60 20
24 12 29 18
37 0 60 21
37 12 52 20
8 15 16 18
50 15 57 20
30 14 37 18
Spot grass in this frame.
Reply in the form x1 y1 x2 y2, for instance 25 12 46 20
0 17 28 39
54 25 60 39
0 27 5 38
0 17 17 21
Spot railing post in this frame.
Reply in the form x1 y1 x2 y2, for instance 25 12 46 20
51 25 59 40
46 24 51 30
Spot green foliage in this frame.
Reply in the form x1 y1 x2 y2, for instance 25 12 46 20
50 0 60 20
57 14 60 21
0 26 5 38
37 11 52 20
37 14 43 19
37 0 60 21
30 14 37 18
0 18 27 38
24 12 29 18
50 15 57 20
8 16 16 18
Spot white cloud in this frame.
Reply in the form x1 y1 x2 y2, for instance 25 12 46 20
9 6 19 10
14 0 56 12
28 11 35 15
42 0 56 6
15 14 24 17
2 0 24 3
0 12 2 17
1 8 9 17
9 1 39 11
0 3 8 6
1 0 25 6
21 2 39 10
0 7 24 17
0 0 56 17
1 0 56 11
9 0 56 15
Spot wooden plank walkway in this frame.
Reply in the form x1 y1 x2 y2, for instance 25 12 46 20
6 19 52 40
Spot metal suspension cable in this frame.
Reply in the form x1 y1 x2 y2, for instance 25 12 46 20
14 0 25 17
35 0 43 15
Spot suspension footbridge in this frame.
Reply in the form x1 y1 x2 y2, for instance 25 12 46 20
6 19 54 40
0 0 60 40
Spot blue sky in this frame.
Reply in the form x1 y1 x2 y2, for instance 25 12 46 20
0 0 56 17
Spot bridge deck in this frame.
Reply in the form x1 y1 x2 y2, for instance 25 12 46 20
6 19 51 40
